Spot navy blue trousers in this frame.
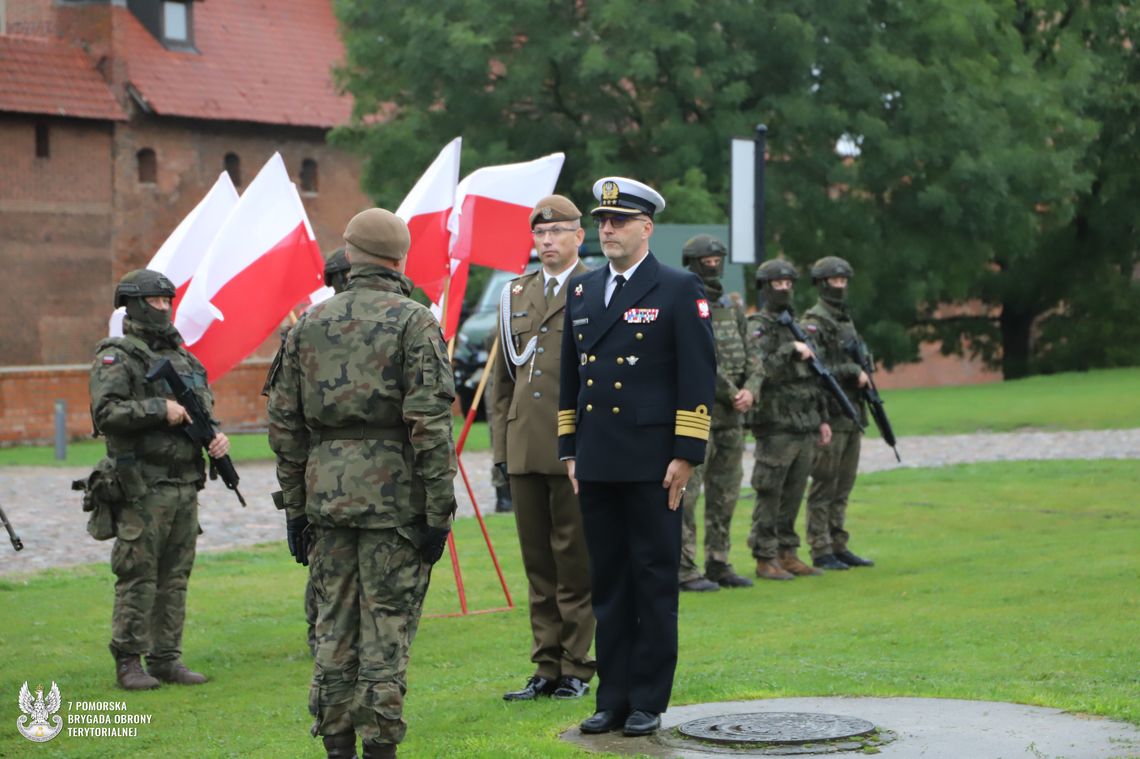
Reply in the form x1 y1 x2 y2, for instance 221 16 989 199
577 480 682 715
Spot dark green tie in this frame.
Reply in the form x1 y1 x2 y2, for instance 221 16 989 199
545 278 557 306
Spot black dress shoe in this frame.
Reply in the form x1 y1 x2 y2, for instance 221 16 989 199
679 577 720 592
835 549 874 567
622 710 661 736
580 709 627 734
812 553 851 570
552 675 590 699
503 675 555 701
494 485 514 513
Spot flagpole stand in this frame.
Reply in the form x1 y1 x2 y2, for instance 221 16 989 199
430 334 515 618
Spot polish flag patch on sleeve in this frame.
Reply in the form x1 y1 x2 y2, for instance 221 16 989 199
102 355 118 365
696 299 710 319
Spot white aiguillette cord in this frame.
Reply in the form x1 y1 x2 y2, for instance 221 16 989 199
499 281 538 382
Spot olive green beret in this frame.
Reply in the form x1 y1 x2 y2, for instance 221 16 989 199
529 194 582 228
343 208 411 261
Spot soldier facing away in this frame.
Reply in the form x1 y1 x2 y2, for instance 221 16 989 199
746 259 831 581
267 208 457 759
90 269 229 690
492 194 596 702
803 256 875 570
677 235 761 592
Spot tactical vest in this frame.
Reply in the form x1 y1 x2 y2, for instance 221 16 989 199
803 301 866 430
748 310 826 435
92 335 209 484
709 299 748 428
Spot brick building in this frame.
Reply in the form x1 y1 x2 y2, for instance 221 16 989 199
0 0 372 442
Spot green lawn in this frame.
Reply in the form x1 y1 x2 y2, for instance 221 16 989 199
1 459 1136 757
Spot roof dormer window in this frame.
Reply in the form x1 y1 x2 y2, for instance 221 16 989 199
163 2 188 42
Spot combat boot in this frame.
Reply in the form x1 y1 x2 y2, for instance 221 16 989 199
361 740 397 759
755 559 794 581
779 549 823 577
495 484 514 513
115 655 161 691
322 731 358 759
146 658 208 685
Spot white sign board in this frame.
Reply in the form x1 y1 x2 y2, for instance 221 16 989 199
730 138 756 264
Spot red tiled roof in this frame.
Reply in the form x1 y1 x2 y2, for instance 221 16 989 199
0 35 125 121
117 2 352 128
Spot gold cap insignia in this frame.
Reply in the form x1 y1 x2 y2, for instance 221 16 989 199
601 181 620 205
541 206 553 220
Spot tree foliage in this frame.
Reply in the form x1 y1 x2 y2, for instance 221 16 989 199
333 0 1135 376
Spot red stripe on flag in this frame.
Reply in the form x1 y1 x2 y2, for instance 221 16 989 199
404 209 452 303
454 195 535 273
171 280 191 319
440 259 469 342
186 223 323 380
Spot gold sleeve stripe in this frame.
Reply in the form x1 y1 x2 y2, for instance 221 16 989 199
558 410 576 419
558 421 577 436
675 424 710 441
676 409 712 425
675 421 711 435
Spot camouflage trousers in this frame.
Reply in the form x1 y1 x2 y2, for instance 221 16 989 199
747 433 818 560
806 428 861 558
305 575 317 657
308 526 431 746
109 482 199 662
679 425 745 582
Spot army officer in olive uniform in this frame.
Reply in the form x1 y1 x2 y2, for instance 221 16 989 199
558 177 716 738
492 194 596 702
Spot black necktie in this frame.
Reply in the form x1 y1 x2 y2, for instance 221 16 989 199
608 275 626 308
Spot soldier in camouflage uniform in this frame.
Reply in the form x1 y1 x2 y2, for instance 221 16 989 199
746 260 831 581
90 269 229 690
677 235 760 591
803 257 875 570
267 209 457 759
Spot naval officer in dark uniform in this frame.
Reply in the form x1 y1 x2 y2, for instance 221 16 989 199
558 177 716 737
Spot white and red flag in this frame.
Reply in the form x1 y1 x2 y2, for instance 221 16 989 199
449 152 564 273
176 152 324 379
397 137 462 304
109 172 239 337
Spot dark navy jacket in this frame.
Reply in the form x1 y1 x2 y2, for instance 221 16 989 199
558 253 716 482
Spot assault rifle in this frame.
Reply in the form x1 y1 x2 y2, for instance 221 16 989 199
0 502 23 551
776 311 864 429
846 339 901 462
146 359 247 506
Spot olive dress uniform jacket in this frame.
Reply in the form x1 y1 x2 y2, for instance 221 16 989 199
557 253 717 478
491 261 589 475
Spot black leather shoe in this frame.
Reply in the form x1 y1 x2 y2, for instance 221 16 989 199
714 571 754 588
812 553 851 571
580 709 627 734
503 675 555 701
679 577 720 592
623 710 661 736
835 549 874 567
552 675 589 699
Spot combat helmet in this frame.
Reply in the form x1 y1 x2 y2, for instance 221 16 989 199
810 256 854 283
324 247 350 292
755 259 799 285
681 234 727 267
114 269 176 308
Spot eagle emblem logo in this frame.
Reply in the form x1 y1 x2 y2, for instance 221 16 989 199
17 681 62 743
601 181 620 205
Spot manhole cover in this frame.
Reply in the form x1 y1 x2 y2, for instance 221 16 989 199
679 712 876 745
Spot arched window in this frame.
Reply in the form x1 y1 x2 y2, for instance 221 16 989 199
137 148 157 184
300 158 319 193
224 152 241 186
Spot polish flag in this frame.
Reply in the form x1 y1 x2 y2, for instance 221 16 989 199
431 257 469 342
397 137 461 303
176 153 324 380
449 152 564 273
108 172 239 337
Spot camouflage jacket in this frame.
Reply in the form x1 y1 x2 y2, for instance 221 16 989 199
709 296 764 429
746 308 828 435
803 299 866 430
266 265 457 530
89 326 211 485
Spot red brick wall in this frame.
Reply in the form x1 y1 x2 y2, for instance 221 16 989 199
0 116 116 365
876 341 1001 389
0 360 272 445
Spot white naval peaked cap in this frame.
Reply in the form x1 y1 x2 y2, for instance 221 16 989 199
590 176 666 217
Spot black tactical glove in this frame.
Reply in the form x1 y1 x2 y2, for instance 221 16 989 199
495 462 508 482
421 526 451 566
286 515 311 566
